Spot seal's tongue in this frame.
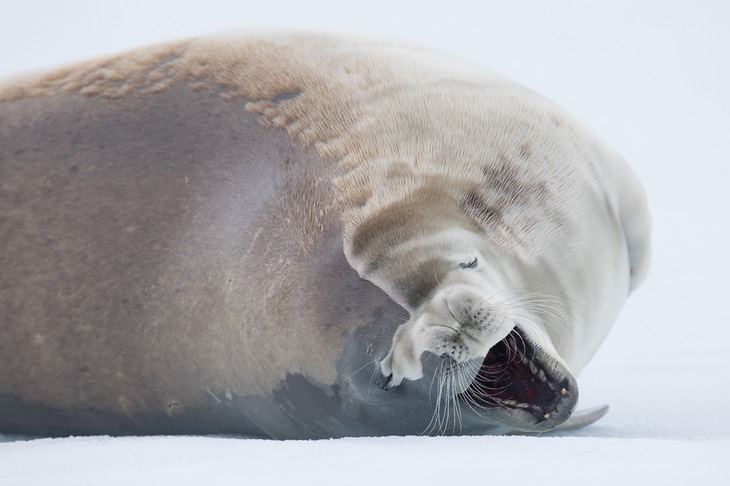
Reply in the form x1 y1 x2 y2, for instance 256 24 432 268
460 329 574 424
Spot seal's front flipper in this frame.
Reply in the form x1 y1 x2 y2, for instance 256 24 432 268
374 372 392 391
553 405 609 432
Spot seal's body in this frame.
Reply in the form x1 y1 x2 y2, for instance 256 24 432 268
0 32 650 438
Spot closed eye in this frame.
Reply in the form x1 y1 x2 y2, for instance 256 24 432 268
459 258 478 269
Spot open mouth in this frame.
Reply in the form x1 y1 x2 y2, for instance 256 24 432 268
459 328 576 426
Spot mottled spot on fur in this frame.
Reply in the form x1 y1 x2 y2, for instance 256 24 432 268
272 90 302 103
551 114 565 128
462 191 503 227
519 142 533 159
490 155 525 198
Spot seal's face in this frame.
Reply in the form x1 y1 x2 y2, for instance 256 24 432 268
377 257 579 433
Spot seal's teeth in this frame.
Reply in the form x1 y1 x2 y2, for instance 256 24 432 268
528 362 538 374
496 398 532 410
544 412 551 419
521 357 529 365
538 369 547 382
560 388 568 396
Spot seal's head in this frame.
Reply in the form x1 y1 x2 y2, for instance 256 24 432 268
345 184 580 434
376 254 578 434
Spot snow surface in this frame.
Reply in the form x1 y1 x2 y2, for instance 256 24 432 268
1 435 727 485
1 1 729 484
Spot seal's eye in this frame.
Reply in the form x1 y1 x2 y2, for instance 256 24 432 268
459 258 478 269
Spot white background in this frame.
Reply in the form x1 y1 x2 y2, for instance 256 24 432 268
1 1 729 484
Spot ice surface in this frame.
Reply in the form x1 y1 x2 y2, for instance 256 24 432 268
1 435 727 486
